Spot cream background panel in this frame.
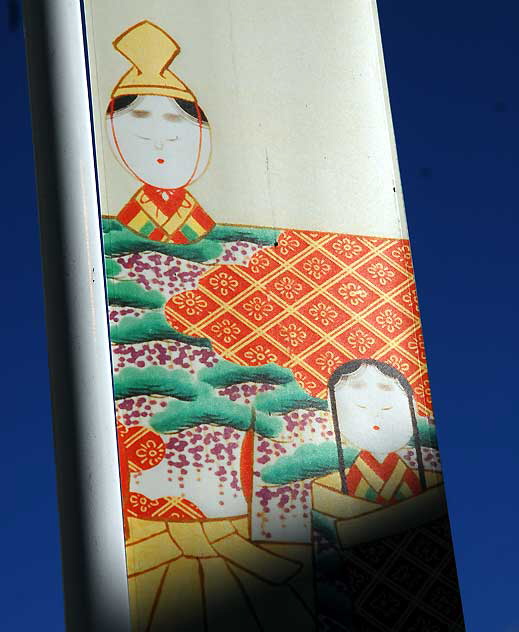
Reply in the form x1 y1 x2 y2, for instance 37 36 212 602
84 0 408 238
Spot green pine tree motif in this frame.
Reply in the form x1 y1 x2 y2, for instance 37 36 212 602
105 221 328 442
105 220 437 476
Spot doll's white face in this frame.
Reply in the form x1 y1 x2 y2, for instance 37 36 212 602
332 365 414 458
107 94 211 189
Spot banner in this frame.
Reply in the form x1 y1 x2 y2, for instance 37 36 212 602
53 1 468 629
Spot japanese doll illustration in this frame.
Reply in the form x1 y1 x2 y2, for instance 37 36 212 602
108 21 214 244
101 20 463 632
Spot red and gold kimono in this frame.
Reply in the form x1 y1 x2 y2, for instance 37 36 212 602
118 184 215 244
346 450 422 505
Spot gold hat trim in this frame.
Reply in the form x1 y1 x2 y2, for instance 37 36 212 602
111 20 196 103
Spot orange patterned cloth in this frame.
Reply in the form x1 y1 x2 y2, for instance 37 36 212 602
126 492 206 522
165 229 432 415
117 423 205 534
118 423 166 474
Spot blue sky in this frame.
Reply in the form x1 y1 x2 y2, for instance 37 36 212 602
1 1 517 630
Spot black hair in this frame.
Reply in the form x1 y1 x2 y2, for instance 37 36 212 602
328 358 426 495
107 94 208 123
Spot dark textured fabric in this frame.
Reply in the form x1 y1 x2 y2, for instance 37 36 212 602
314 515 465 631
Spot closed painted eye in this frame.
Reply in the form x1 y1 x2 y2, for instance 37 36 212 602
131 110 151 119
163 113 183 123
166 136 179 142
355 403 368 409
381 406 393 411
135 134 151 140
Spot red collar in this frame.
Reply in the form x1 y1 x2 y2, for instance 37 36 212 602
142 184 187 214
357 450 402 481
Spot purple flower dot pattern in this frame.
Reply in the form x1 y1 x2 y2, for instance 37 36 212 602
398 446 442 472
113 341 218 375
109 306 151 324
252 408 334 542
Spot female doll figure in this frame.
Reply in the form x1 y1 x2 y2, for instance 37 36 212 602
310 362 444 627
107 21 214 244
260 359 441 537
329 359 429 503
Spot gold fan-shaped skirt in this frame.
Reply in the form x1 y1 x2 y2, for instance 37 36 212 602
126 515 316 632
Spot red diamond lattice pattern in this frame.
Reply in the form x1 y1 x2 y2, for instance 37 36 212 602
165 229 432 414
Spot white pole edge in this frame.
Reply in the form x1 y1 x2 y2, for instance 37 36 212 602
22 1 131 630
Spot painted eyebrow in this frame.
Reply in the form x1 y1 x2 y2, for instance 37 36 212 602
131 110 151 118
163 112 183 122
377 382 394 391
349 380 367 389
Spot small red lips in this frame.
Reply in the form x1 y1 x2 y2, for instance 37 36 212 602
372 425 380 431
156 158 165 164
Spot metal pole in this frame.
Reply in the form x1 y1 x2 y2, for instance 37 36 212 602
22 1 131 630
